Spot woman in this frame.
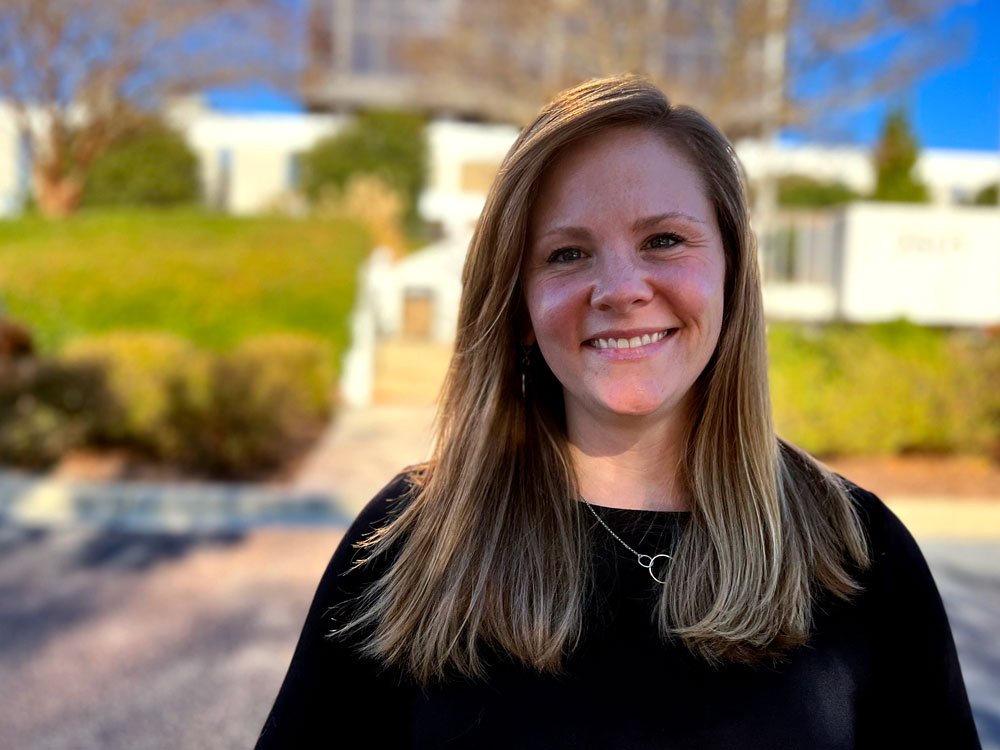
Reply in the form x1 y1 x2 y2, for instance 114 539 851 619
257 76 980 748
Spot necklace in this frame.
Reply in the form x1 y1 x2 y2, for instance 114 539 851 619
582 500 673 584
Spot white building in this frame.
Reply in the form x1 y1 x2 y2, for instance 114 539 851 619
165 98 346 215
737 140 1000 207
2 97 997 220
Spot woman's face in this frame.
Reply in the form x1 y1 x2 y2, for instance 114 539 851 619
522 126 726 431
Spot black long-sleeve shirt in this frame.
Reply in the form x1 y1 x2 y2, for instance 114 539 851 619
256 472 981 748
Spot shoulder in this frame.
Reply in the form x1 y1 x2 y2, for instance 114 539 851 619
342 464 425 547
834 485 980 745
312 465 425 604
836 476 940 604
837 477 921 564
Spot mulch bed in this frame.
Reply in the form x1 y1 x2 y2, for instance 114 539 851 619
823 454 1000 499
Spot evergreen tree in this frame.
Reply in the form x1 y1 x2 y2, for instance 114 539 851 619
871 109 929 203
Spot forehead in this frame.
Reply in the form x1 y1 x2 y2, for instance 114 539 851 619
530 126 710 229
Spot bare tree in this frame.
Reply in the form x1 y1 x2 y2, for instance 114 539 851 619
0 0 294 217
392 0 964 139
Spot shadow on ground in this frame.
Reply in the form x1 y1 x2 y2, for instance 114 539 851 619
0 527 996 749
0 523 345 750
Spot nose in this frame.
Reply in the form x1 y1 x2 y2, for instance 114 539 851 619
590 256 653 312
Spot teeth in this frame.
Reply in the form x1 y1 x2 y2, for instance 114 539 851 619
590 330 671 349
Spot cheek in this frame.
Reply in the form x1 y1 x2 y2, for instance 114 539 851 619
662 260 725 327
525 276 585 343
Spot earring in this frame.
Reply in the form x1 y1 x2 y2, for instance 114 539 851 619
520 345 532 399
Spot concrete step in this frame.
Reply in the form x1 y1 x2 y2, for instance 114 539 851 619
373 338 453 405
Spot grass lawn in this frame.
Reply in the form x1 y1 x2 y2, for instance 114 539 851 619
0 210 370 376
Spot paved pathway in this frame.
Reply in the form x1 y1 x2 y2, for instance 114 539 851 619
291 404 437 517
924 541 1000 743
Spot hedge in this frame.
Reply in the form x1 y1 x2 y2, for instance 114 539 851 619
3 331 335 478
769 321 999 457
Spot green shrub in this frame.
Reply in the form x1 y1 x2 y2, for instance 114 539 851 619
61 332 208 456
769 321 999 457
162 334 333 478
233 333 334 419
83 122 200 207
0 357 117 467
301 110 427 222
778 175 858 208
972 183 998 206
55 331 334 477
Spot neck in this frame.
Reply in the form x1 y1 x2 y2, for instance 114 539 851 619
566 408 691 512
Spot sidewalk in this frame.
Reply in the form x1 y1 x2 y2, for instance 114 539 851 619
291 404 437 517
884 498 1000 541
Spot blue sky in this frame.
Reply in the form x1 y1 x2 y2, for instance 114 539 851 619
828 0 999 151
209 0 1000 153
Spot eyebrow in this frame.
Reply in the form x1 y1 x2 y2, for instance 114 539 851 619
534 211 706 241
632 211 706 231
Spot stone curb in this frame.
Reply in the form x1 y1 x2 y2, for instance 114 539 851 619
0 470 351 533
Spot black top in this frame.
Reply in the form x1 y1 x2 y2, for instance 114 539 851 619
256 471 981 749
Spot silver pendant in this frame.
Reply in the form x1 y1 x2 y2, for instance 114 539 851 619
637 553 671 584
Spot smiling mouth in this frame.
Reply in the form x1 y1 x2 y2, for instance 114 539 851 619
587 329 676 350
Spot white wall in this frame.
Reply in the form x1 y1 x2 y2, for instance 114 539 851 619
0 104 26 216
737 140 875 194
916 149 1000 205
762 282 838 322
369 233 469 342
173 109 523 223
839 203 1000 326
420 119 520 236
171 104 345 214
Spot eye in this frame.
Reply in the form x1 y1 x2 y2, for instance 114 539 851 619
546 247 585 264
646 233 684 250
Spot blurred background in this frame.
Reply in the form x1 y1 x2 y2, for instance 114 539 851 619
0 0 998 747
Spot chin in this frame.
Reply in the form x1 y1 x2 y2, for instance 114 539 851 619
607 403 666 419
594 380 672 412
599 393 672 418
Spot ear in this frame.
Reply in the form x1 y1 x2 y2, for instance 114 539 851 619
522 327 536 347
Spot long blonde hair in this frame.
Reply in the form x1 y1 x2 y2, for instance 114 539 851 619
337 75 870 683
